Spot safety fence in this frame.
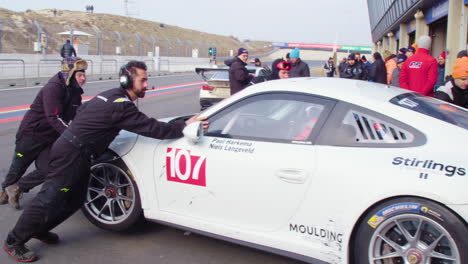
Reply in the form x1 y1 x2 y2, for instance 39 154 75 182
0 54 212 87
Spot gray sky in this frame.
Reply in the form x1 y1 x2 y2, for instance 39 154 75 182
1 0 373 46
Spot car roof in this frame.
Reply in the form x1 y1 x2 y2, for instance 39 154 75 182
241 77 409 106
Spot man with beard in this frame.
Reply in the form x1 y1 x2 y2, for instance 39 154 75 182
2 60 208 262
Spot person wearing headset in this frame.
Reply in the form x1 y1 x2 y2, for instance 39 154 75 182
276 60 291 79
0 57 87 210
3 60 208 262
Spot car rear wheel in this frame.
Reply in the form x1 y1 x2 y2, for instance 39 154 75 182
353 197 467 264
82 161 143 231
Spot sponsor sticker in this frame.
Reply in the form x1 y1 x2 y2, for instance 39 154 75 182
409 61 422 68
368 203 420 228
289 223 343 244
420 206 444 222
391 156 466 177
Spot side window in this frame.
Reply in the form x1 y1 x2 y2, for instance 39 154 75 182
205 93 334 143
343 110 414 143
316 102 426 147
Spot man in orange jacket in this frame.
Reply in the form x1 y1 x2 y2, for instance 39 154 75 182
399 36 438 96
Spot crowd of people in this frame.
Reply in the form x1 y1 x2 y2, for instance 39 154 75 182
228 40 466 109
327 35 467 109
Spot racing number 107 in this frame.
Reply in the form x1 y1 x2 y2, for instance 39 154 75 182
166 148 207 186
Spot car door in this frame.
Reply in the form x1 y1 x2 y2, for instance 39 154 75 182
154 92 335 232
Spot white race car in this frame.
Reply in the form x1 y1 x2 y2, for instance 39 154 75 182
82 78 468 264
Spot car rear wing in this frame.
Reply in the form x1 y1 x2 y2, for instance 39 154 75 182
195 67 230 81
195 67 260 81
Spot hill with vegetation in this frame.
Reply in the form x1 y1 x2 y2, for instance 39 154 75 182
0 8 272 57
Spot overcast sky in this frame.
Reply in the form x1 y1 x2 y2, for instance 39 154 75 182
1 0 373 46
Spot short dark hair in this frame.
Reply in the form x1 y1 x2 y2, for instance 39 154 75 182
373 52 382 60
457 49 467 58
126 60 147 76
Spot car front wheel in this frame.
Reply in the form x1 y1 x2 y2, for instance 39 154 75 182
353 197 467 264
81 161 143 231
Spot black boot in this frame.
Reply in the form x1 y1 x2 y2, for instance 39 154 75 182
0 191 7 205
32 232 59 244
3 234 37 262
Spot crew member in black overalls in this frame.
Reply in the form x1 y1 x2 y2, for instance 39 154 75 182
3 60 208 262
0 57 87 209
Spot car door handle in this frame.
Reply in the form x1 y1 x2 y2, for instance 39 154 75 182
276 169 309 184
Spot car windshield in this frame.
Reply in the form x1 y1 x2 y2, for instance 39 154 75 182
390 93 468 130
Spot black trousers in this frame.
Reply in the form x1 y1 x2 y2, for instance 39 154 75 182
1 134 51 192
9 137 91 244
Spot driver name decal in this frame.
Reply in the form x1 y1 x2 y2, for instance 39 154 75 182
166 148 206 186
209 138 255 154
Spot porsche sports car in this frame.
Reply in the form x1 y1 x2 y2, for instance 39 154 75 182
196 66 270 110
82 77 468 264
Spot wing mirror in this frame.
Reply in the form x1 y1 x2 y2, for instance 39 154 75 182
183 121 203 144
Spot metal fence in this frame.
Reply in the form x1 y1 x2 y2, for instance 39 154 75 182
0 21 222 58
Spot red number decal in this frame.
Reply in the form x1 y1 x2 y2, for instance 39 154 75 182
166 148 206 186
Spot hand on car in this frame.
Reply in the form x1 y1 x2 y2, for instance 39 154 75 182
186 115 209 129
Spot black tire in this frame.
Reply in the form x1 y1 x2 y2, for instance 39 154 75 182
81 159 143 231
353 197 467 264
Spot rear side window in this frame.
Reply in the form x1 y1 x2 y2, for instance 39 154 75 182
316 102 426 148
390 93 468 130
344 110 414 143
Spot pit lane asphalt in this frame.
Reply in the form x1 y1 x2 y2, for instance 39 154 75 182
0 73 306 264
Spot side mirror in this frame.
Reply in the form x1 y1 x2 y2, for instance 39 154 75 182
183 121 203 144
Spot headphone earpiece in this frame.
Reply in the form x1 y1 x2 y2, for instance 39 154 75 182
119 64 133 89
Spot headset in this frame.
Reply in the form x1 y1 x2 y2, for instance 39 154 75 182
119 63 133 89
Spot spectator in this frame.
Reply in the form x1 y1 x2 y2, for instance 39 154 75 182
434 52 446 90
270 53 291 80
361 55 372 74
398 48 407 55
355 52 368 80
400 36 438 96
276 61 292 79
289 48 310 78
406 45 416 58
434 57 468 109
369 52 387 84
323 57 336 77
390 54 407 87
341 53 366 80
60 39 77 58
457 50 467 58
338 57 347 77
384 50 397 84
251 58 270 70
227 48 253 95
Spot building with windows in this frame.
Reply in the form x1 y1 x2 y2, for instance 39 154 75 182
367 0 467 75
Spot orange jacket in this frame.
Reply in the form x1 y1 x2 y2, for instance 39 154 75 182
385 59 397 84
